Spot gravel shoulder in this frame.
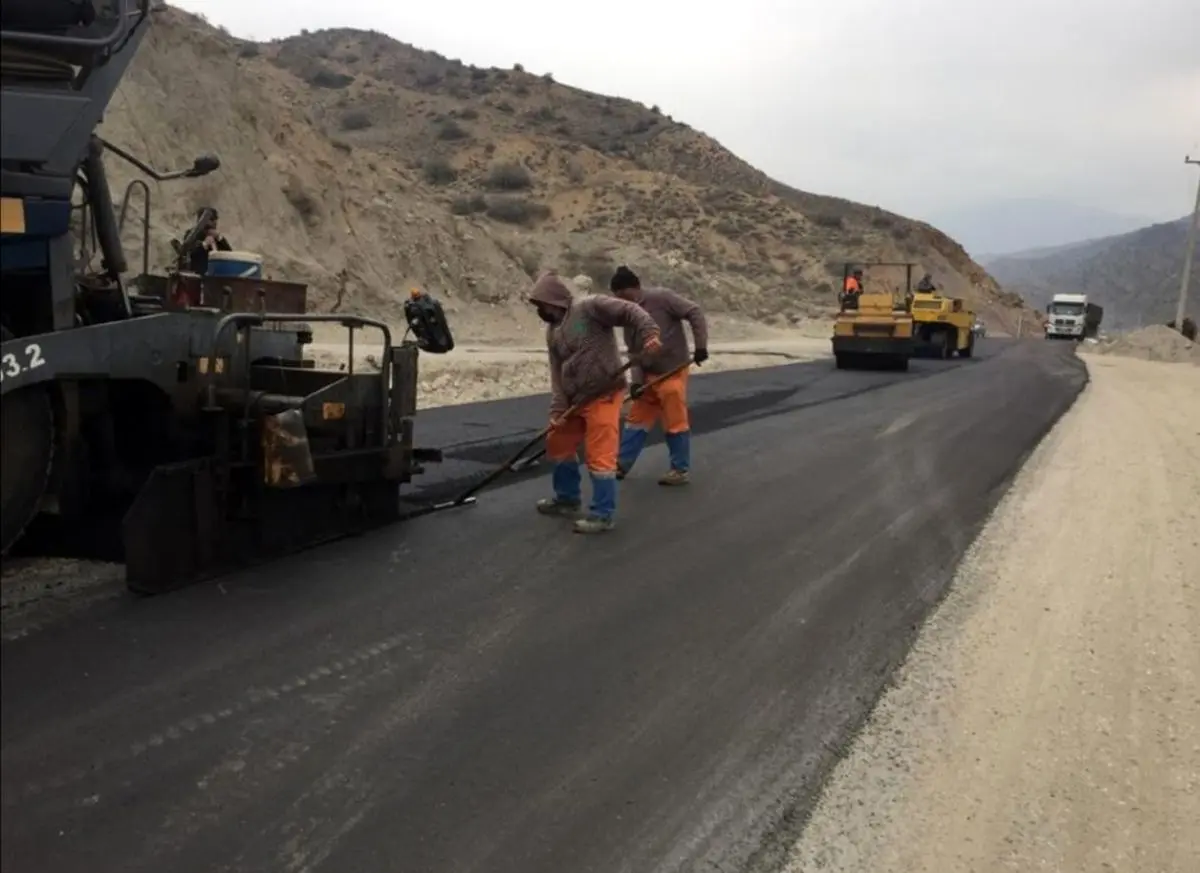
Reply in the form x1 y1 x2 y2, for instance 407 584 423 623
784 354 1200 873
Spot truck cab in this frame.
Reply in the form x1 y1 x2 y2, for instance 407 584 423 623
1044 293 1103 340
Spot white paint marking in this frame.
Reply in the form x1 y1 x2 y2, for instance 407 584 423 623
879 412 920 438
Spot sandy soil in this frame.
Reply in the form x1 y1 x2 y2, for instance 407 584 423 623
785 354 1200 873
305 320 832 408
1085 324 1200 365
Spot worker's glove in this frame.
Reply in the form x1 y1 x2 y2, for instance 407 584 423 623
629 383 645 400
693 348 709 365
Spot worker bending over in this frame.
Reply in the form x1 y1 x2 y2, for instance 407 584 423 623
609 266 709 486
528 272 662 534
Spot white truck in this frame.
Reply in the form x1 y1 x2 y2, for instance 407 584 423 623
1044 292 1103 340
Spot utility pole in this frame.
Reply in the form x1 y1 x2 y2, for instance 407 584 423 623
1177 156 1200 331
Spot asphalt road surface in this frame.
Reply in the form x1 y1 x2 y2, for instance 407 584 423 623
0 339 1087 873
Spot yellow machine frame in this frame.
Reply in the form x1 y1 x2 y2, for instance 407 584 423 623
831 262 916 371
909 290 976 359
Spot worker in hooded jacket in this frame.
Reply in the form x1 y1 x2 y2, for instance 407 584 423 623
609 266 709 485
528 272 662 533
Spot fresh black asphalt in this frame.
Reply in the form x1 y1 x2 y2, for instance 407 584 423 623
0 339 1087 873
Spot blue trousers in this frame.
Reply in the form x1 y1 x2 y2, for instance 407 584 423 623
552 462 616 519
618 426 691 472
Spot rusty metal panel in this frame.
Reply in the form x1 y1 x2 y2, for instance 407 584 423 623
139 273 308 314
261 408 317 488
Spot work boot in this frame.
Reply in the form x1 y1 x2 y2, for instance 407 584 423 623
536 498 581 518
657 468 690 487
615 465 629 481
573 515 615 534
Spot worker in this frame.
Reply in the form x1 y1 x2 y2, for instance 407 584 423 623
916 272 937 292
608 265 708 486
186 207 232 274
528 271 662 534
841 268 864 309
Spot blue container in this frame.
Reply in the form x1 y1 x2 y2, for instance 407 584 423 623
207 250 264 279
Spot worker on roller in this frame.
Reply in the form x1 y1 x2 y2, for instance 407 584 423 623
916 272 937 292
609 266 709 486
529 271 662 533
186 207 232 275
841 268 864 309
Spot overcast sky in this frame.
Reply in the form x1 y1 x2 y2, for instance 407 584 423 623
176 0 1199 227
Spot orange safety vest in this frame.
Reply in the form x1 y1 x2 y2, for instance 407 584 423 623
843 276 862 294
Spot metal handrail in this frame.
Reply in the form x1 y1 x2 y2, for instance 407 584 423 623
0 0 148 52
205 313 396 445
117 178 151 277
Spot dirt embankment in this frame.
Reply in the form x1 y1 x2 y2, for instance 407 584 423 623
784 354 1200 873
99 5 1031 334
1085 324 1200 365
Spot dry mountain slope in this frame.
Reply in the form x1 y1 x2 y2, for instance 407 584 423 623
986 217 1196 330
101 5 1029 337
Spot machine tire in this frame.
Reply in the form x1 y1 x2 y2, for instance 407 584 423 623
961 334 975 358
835 353 847 370
0 327 56 555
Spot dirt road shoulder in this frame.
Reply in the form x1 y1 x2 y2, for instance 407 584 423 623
784 354 1200 873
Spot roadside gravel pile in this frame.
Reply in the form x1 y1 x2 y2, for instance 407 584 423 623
1088 324 1200 364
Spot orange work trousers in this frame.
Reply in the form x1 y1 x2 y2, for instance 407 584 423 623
625 369 690 435
545 388 623 473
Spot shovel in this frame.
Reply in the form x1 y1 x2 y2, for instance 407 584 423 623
508 359 693 473
431 359 640 510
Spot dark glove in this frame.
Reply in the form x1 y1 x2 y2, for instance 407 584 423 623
693 348 709 365
629 383 645 400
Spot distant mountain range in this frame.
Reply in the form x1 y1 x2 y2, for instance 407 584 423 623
984 216 1197 329
927 199 1156 258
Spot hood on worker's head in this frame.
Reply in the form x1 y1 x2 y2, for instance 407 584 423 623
528 271 573 321
609 265 642 302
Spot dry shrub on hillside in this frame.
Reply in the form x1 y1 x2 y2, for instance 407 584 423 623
437 120 469 141
811 213 845 229
307 68 354 89
339 109 372 131
486 197 550 226
483 162 533 192
450 194 487 215
422 157 457 185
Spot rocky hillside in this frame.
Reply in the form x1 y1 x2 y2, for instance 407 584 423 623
100 5 1030 339
986 217 1196 330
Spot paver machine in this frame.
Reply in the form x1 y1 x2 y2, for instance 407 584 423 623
831 261 915 371
1 0 455 593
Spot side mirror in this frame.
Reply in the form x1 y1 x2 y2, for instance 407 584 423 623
187 155 221 177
